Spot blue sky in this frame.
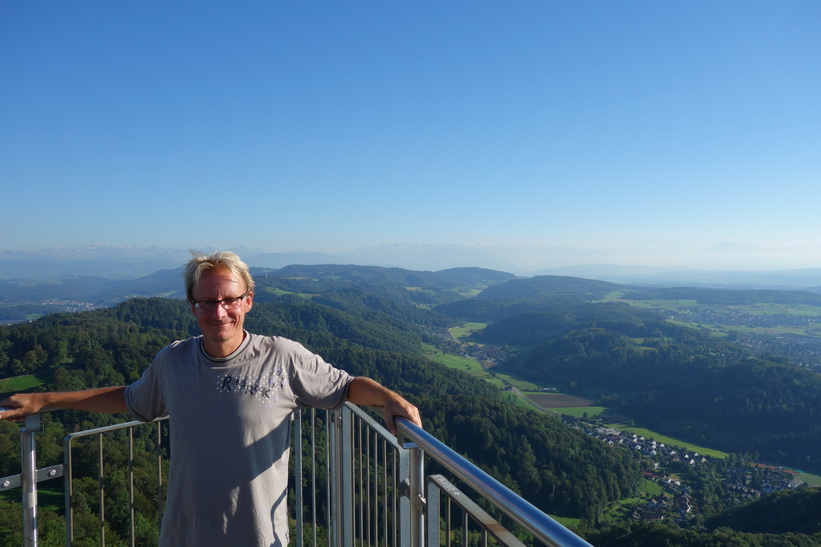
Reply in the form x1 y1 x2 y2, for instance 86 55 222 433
2 1 820 270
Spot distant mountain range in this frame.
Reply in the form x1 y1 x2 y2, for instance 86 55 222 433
0 244 519 279
536 264 821 291
1 244 820 291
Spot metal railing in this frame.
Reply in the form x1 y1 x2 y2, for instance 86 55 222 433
1 404 591 546
63 417 167 545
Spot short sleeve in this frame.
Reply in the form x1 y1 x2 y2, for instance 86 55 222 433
285 340 353 410
124 346 171 422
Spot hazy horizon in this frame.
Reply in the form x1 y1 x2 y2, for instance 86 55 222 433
3 241 821 278
2 2 820 271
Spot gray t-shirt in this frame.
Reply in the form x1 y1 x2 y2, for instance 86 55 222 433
124 332 353 546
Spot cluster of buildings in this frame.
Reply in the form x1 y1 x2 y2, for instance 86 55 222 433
422 325 513 364
724 465 804 500
670 307 821 372
563 417 808 523
567 421 711 467
42 299 99 313
632 488 695 522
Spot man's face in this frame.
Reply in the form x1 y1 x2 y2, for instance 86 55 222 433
190 266 254 357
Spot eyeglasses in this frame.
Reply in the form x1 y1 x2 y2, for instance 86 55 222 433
192 293 248 313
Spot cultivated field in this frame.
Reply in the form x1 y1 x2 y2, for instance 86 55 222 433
526 393 595 408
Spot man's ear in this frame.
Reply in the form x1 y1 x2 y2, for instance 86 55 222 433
245 292 254 311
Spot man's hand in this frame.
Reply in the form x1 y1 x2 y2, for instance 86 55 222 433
0 387 128 422
379 393 422 436
0 393 49 422
346 377 422 435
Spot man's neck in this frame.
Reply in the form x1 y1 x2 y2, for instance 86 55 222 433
202 332 247 359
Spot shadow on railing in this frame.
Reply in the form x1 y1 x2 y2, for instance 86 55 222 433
1 404 590 546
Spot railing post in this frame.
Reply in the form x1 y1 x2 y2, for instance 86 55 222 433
156 420 163 531
128 427 135 547
98 433 106 545
21 413 42 547
293 411 304 547
341 408 354 546
397 442 411 547
398 439 424 547
65 435 75 546
329 408 354 547
425 476 441 546
407 443 424 547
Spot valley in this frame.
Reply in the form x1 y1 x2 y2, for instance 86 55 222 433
3 264 821 544
429 316 821 531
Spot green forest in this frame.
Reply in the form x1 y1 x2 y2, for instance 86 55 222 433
0 295 638 544
2 267 821 545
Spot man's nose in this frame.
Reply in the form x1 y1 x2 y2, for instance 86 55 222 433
214 303 229 317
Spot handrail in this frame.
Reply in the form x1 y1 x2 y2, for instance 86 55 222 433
394 416 592 547
3 405 592 546
0 405 60 417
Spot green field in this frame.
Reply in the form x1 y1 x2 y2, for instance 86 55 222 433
798 472 821 486
553 406 608 417
612 426 728 458
423 344 506 388
423 344 483 372
0 373 47 397
639 478 664 496
449 322 487 341
492 371 544 391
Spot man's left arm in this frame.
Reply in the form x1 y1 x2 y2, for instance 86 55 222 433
346 377 422 435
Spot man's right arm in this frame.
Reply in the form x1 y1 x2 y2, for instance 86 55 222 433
0 386 128 421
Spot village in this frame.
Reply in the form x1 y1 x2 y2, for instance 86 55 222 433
563 415 808 524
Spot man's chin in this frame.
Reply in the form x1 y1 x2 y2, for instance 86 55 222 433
205 327 237 341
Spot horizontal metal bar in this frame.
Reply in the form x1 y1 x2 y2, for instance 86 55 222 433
1 464 63 491
37 464 63 482
64 417 167 441
0 405 59 416
1 474 21 491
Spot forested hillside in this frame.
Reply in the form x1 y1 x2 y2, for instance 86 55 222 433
0 292 640 543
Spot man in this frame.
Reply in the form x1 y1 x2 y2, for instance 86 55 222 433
0 251 422 546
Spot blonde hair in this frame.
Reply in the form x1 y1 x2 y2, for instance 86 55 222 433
184 251 256 302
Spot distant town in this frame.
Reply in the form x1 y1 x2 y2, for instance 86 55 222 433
668 306 821 372
566 415 806 524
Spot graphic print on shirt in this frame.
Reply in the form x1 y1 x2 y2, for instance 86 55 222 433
216 366 286 403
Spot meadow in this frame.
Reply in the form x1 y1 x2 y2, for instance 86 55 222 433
0 373 46 399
